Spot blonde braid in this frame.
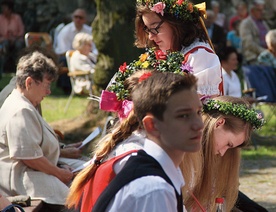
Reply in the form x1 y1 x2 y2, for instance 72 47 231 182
66 111 139 209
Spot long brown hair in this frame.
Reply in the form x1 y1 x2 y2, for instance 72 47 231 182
183 96 253 211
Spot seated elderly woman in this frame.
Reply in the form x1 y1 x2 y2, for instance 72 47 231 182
0 51 73 211
69 32 97 94
257 29 276 68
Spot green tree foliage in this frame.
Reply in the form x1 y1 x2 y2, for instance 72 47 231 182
92 0 144 89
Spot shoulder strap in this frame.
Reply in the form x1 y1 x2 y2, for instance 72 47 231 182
92 150 183 212
80 149 138 212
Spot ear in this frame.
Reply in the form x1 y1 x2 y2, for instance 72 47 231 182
215 118 225 128
25 77 33 90
142 114 160 138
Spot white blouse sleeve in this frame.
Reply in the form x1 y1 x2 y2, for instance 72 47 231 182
70 51 95 73
186 48 222 96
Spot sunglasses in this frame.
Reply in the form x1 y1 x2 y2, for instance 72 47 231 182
143 20 164 35
74 15 84 20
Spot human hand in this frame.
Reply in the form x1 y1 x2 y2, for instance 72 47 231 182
60 145 82 159
59 164 73 172
58 168 74 185
65 141 82 149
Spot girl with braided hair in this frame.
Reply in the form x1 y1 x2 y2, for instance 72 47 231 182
66 70 153 211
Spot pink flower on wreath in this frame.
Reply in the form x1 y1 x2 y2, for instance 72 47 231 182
119 62 127 73
257 113 263 120
200 95 211 105
100 90 133 121
150 2 166 16
155 50 167 60
181 62 193 74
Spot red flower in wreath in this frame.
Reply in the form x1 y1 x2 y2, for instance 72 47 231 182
138 72 153 83
155 50 167 60
119 62 127 73
176 0 184 5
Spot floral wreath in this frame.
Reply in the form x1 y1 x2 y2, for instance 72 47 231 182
99 48 193 120
108 48 193 101
201 97 265 129
136 0 206 23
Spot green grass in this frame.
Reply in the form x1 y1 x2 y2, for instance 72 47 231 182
41 95 91 123
242 146 276 160
254 105 276 137
0 73 16 90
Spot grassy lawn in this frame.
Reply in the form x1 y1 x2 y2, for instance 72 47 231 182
242 145 276 160
42 95 91 123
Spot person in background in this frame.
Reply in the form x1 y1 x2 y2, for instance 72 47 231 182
228 1 248 31
239 0 270 64
210 0 226 30
218 46 242 97
54 8 98 59
54 8 98 94
0 50 73 212
0 0 25 78
69 32 97 94
204 10 226 54
257 29 276 68
183 95 265 212
0 46 86 170
227 19 242 54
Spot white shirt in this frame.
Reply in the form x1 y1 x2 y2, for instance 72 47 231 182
106 139 186 212
54 22 98 55
181 40 222 96
70 50 96 73
214 13 226 28
222 68 242 97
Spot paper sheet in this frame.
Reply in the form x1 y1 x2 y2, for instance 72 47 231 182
78 127 101 149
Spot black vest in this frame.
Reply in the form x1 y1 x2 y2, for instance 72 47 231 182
92 150 183 212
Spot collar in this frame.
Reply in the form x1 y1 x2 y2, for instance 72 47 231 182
144 138 185 194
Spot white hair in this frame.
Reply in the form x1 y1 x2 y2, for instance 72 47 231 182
265 29 276 48
72 32 93 50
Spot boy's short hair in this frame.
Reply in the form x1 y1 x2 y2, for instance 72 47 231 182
132 72 197 122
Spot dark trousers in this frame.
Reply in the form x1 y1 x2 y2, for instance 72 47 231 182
235 191 268 212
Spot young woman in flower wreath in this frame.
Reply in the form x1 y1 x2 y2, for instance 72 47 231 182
181 95 265 212
134 0 223 96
